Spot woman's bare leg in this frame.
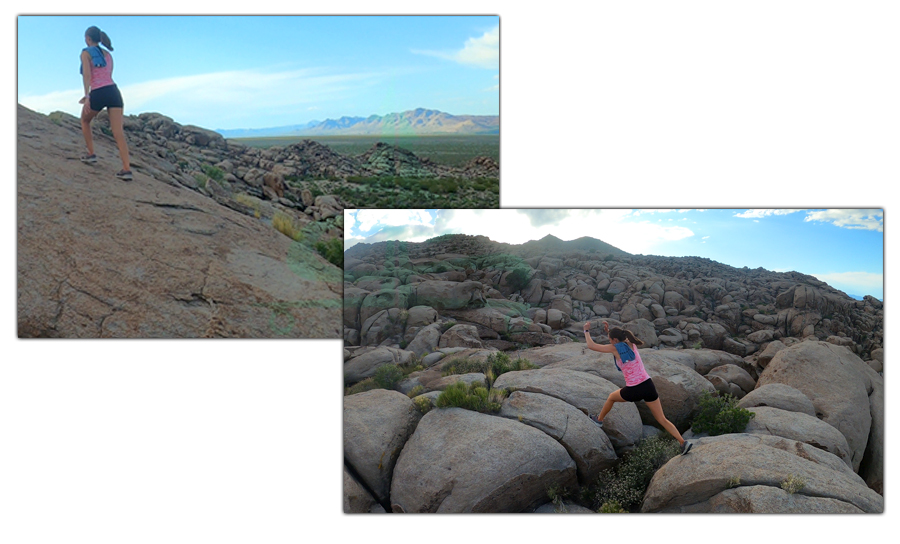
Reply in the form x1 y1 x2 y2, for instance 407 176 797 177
597 389 626 422
107 107 131 171
80 103 99 156
646 398 685 445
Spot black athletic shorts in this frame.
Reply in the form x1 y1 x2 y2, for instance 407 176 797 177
89 84 124 111
620 378 659 403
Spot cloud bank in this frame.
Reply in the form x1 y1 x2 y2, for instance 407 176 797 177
413 25 499 69
804 209 883 232
734 209 883 232
19 67 383 128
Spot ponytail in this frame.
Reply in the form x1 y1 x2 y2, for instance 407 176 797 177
85 26 114 51
609 327 644 347
100 31 113 51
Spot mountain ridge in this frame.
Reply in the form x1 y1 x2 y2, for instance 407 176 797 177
217 108 499 138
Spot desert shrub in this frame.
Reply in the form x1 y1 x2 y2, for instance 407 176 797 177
441 352 536 382
727 476 741 489
372 364 404 390
193 173 208 188
781 474 805 494
201 164 225 182
486 351 537 376
345 378 379 396
234 193 262 218
440 358 483 376
412 395 433 414
598 501 628 513
435 382 508 413
407 385 426 398
314 237 343 268
691 391 755 436
272 212 303 242
546 485 570 513
589 434 681 511
506 267 532 292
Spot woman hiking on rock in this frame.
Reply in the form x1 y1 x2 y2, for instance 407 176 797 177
79 25 132 181
583 321 692 455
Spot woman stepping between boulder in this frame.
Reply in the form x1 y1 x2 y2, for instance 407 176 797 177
583 321 692 455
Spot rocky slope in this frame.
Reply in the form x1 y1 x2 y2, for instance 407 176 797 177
343 233 883 512
344 233 883 363
17 104 343 338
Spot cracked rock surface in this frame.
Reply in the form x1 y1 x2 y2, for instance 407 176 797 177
17 105 341 337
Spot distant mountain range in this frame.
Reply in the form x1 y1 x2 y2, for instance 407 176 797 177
517 234 630 257
217 108 499 139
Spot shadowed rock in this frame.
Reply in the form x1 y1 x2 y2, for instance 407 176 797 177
641 434 883 513
343 390 422 505
493 368 642 453
390 408 577 512
499 391 618 484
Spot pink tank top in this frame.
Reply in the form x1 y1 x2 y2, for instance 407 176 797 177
618 344 651 387
89 50 115 90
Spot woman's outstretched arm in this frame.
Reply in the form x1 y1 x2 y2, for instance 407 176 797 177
583 321 616 353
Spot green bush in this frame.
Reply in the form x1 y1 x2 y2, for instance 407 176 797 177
314 237 344 268
372 364 404 390
691 391 755 436
781 474 805 494
598 501 628 513
201 164 225 182
546 485 570 513
441 352 536 383
345 378 379 396
412 395 433 414
407 385 426 398
589 434 681 511
506 267 532 292
435 382 508 413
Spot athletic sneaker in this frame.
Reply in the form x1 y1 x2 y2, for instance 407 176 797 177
681 440 693 455
80 154 97 164
115 170 133 181
589 414 603 428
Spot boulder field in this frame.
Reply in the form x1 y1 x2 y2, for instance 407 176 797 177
343 342 883 513
343 234 883 512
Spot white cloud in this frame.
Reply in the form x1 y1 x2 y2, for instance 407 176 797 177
19 67 383 128
345 210 358 234
804 209 883 232
734 209 804 219
353 209 434 235
428 209 691 255
348 209 701 257
811 271 884 298
413 25 499 69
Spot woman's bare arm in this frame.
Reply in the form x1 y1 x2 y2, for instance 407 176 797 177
583 321 616 353
80 50 92 104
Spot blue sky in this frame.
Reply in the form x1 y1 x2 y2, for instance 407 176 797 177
345 209 884 300
17 15 499 131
